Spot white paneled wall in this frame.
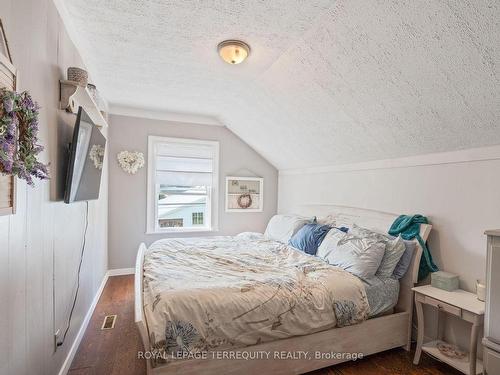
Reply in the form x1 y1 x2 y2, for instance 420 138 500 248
279 148 500 351
0 1 108 375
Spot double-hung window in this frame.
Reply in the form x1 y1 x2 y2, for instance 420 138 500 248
147 136 219 233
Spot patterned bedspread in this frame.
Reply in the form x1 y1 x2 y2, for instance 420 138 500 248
142 233 369 365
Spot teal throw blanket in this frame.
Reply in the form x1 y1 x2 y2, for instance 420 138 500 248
389 214 438 281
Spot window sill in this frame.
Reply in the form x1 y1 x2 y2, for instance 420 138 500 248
146 227 218 235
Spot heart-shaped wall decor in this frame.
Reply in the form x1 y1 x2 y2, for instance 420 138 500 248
117 151 145 174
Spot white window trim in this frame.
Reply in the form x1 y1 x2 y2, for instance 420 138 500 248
146 136 219 234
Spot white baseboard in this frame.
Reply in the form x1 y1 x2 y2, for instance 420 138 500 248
107 267 135 276
58 271 110 375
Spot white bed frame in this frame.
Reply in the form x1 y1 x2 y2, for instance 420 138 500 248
135 205 432 375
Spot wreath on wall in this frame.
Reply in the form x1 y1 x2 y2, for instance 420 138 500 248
0 88 49 185
237 193 252 209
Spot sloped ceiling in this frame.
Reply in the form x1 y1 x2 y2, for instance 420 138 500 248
61 0 499 170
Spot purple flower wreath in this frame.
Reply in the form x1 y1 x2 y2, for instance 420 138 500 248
0 88 49 185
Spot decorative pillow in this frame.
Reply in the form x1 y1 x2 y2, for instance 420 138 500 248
318 228 386 280
350 225 406 278
377 236 406 277
317 228 344 259
316 214 353 230
392 240 417 279
288 223 331 255
264 214 312 243
316 214 336 226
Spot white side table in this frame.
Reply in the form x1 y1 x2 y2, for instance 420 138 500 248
412 285 485 375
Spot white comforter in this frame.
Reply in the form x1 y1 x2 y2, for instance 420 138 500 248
142 233 369 365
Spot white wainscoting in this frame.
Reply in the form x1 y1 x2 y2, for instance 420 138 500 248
279 145 500 352
0 2 109 375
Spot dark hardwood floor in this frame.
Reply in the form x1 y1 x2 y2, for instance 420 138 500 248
69 275 461 375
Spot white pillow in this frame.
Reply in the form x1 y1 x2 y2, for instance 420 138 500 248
376 235 405 277
264 214 311 243
317 228 386 280
316 214 336 226
317 228 345 258
350 225 406 278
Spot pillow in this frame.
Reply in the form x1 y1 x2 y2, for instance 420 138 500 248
264 214 311 243
317 228 344 259
317 214 336 226
288 223 331 255
376 236 405 277
316 228 347 258
318 228 386 280
350 225 406 278
392 240 417 279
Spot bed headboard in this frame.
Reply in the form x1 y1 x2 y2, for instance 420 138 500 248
290 204 432 349
293 204 419 235
292 204 432 280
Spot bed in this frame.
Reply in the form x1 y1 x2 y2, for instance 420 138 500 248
135 205 432 375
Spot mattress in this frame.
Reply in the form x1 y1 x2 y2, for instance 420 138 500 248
142 233 370 365
363 276 400 317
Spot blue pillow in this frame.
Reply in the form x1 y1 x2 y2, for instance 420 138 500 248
392 240 417 279
288 224 331 255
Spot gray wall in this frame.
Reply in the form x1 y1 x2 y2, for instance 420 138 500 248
0 1 108 375
108 114 278 269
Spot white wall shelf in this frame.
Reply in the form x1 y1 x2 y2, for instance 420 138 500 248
59 80 108 128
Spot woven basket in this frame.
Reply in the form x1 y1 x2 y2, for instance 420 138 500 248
67 67 88 87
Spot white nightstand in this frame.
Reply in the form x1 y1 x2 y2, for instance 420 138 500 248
412 285 485 375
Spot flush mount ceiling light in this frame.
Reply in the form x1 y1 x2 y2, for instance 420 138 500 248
217 40 250 65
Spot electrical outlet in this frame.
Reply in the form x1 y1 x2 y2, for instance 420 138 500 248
54 329 60 352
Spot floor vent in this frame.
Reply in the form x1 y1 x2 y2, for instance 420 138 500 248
101 315 117 330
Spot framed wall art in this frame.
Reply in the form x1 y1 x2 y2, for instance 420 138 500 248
225 176 263 212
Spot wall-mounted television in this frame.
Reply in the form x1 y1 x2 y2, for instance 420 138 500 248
64 107 106 203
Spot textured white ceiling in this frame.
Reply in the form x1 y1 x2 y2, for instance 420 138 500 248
62 0 499 169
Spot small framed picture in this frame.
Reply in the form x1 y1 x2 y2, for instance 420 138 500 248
225 176 263 212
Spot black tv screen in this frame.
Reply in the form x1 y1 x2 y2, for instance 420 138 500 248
64 107 106 203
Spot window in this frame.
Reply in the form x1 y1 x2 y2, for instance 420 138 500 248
192 212 204 225
147 136 219 233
